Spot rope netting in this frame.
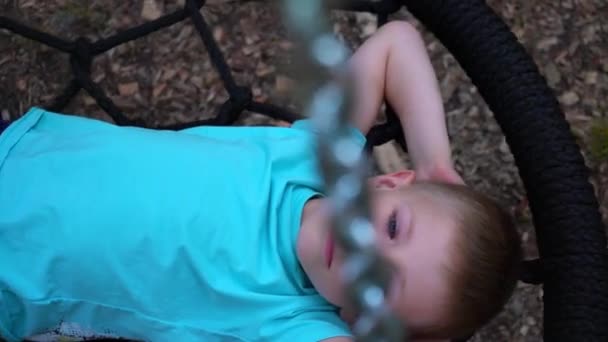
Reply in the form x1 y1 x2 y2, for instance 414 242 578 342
2 0 608 341
0 0 404 150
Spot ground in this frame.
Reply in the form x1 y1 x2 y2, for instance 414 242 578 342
0 0 606 341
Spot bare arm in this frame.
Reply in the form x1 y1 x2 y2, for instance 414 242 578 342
347 21 463 184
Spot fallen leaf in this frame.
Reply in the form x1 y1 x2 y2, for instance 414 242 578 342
162 69 178 81
206 0 234 4
242 45 256 56
118 82 139 96
20 0 36 8
565 109 591 124
213 27 225 43
252 87 262 97
356 13 377 38
559 91 580 106
230 55 247 71
190 76 204 89
178 69 189 81
245 35 260 45
601 58 608 72
206 91 216 103
93 72 106 83
543 62 561 87
153 83 167 98
113 97 137 109
584 71 598 85
83 95 97 106
255 63 275 77
141 0 163 21
519 325 530 336
467 106 480 118
176 25 193 41
440 73 458 102
536 37 559 51
16 78 27 91
254 94 268 102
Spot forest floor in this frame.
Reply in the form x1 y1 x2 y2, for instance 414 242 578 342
1 0 607 341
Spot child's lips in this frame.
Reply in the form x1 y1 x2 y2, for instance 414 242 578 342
325 233 335 268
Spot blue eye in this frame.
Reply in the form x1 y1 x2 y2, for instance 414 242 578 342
387 211 398 239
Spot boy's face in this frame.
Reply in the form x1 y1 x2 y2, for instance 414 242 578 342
297 171 459 335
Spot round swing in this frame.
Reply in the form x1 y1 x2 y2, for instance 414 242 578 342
1 0 607 341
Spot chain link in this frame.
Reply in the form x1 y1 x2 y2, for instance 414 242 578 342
281 1 406 341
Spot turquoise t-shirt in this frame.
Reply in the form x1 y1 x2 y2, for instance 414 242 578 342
0 107 366 342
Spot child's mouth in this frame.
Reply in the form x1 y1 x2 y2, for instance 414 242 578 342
325 233 335 268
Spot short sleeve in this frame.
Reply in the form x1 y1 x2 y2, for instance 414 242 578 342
291 119 367 149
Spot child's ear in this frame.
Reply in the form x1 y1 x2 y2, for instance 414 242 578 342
370 170 415 190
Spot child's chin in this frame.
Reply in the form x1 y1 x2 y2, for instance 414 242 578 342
318 283 347 308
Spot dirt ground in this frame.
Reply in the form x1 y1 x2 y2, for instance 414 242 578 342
0 0 607 341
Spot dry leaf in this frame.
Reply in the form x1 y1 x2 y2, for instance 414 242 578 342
536 37 559 51
440 73 458 102
254 94 268 102
213 27 225 42
559 91 580 106
153 83 167 98
255 63 275 77
584 71 598 85
141 0 163 21
252 87 262 97
543 62 561 87
16 78 27 91
190 76 204 89
83 95 97 106
162 69 178 81
242 45 256 56
118 82 139 96
356 13 377 38
93 73 106 83
245 35 260 45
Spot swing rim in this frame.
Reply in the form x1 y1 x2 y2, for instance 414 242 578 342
382 0 608 341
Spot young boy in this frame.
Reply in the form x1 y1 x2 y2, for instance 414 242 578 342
0 21 521 341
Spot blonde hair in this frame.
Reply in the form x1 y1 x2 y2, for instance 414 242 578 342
409 182 522 339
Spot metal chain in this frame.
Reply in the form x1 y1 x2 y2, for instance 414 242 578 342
281 1 406 341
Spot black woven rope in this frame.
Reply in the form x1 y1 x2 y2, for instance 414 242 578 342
2 0 608 341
